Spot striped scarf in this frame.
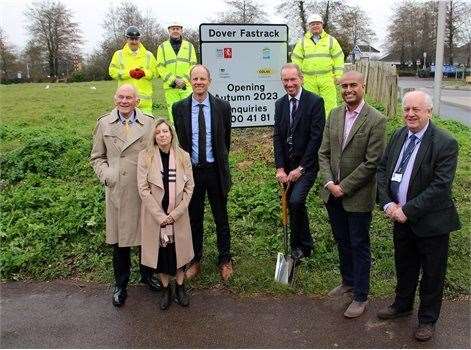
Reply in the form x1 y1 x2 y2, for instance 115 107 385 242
160 148 176 247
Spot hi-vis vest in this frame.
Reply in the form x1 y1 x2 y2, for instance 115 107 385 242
156 39 197 89
291 30 344 79
108 43 157 106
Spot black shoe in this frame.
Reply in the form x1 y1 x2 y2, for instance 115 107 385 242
377 305 413 320
160 286 172 310
140 274 162 291
175 283 189 307
112 286 127 307
291 247 305 261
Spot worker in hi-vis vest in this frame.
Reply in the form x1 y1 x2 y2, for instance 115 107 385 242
156 20 197 121
291 14 344 117
109 26 157 115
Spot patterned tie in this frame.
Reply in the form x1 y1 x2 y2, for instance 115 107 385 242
290 97 298 126
123 119 131 139
390 134 418 202
198 104 206 165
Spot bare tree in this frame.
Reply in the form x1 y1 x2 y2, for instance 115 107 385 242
24 1 82 80
445 0 468 65
216 0 268 23
458 2 471 67
332 5 375 61
0 28 18 82
384 0 435 67
277 0 311 39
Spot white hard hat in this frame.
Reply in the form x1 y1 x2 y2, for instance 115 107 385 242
307 14 323 24
167 20 183 29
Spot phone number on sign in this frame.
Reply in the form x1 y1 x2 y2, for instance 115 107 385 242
231 113 271 123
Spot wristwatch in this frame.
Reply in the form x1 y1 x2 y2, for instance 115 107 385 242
298 166 305 175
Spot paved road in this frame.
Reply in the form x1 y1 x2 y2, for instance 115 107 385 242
1 281 470 348
398 77 471 126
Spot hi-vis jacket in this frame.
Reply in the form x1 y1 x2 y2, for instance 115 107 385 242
291 30 344 80
109 43 157 114
156 40 197 90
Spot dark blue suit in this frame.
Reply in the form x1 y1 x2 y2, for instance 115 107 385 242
273 88 325 255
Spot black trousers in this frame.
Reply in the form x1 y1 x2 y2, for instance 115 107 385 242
325 196 372 302
286 170 316 256
189 164 231 265
392 222 450 324
112 245 153 289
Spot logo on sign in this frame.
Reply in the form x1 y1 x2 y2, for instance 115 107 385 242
262 48 271 59
257 68 273 77
219 68 230 78
223 48 232 58
216 48 224 58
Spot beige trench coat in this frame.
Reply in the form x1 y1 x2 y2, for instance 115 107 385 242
137 149 194 269
90 108 154 247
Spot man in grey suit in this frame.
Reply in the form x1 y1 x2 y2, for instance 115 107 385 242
318 70 387 318
377 90 461 341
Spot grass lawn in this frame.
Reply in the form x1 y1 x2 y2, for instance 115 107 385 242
1 80 469 297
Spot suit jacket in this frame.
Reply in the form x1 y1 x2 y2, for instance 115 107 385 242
377 121 461 237
173 93 232 196
318 102 387 212
273 88 325 172
90 108 154 246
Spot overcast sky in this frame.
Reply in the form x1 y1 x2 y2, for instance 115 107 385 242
1 0 394 55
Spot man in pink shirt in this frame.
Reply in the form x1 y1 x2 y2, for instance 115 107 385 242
318 70 387 318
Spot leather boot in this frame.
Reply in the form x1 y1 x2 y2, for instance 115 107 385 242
175 283 189 307
159 286 171 310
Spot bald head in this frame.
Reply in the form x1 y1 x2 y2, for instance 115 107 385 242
115 84 138 98
340 71 364 85
114 84 140 117
339 70 365 108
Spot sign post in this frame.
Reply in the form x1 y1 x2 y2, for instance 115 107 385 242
199 23 288 127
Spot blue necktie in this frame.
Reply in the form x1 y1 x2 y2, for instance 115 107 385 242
390 134 418 202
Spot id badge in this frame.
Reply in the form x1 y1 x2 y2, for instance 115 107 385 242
391 173 403 182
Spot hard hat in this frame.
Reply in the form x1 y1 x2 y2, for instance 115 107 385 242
125 26 141 38
167 20 183 29
307 14 323 24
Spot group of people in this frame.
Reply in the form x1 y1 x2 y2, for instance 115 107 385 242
273 65 460 342
90 15 461 343
109 21 197 119
91 63 232 311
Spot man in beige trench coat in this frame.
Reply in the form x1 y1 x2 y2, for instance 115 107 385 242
91 84 160 307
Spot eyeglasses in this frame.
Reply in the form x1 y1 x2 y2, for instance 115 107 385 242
126 37 140 41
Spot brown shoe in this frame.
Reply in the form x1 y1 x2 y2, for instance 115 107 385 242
185 262 201 280
344 300 368 318
219 261 233 282
415 323 435 342
327 284 353 298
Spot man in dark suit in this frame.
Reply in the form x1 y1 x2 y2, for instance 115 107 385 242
173 64 233 282
318 70 387 318
273 63 325 261
377 90 461 341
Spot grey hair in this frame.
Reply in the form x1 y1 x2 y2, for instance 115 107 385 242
402 90 433 110
281 63 303 78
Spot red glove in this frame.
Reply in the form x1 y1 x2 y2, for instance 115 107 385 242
129 69 138 79
134 68 145 79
